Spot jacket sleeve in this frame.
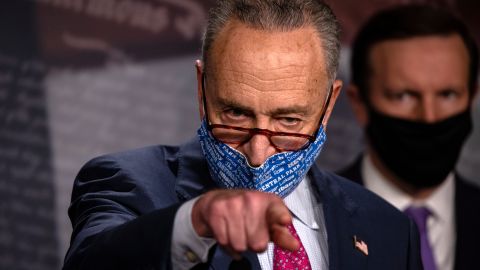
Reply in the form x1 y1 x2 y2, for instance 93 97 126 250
407 219 424 270
63 155 182 270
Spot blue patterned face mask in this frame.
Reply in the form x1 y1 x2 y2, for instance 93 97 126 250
197 119 326 198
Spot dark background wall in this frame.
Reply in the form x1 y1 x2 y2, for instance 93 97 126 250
0 1 478 269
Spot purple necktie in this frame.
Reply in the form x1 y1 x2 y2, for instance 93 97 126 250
404 206 437 270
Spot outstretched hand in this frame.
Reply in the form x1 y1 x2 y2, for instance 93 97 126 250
192 189 299 259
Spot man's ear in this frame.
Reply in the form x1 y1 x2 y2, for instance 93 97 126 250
321 79 342 128
196 60 205 120
346 83 369 127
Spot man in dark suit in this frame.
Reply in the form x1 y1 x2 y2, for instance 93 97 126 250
63 1 422 269
339 5 480 270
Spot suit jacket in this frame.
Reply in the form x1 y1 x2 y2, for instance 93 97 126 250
63 138 422 270
339 157 480 270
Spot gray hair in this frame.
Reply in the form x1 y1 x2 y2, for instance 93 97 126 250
202 0 341 85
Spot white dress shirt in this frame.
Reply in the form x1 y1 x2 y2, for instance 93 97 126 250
171 176 329 270
362 154 455 270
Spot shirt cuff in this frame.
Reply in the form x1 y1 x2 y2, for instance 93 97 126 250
171 197 216 270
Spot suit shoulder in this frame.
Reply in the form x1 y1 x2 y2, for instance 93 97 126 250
456 176 480 197
322 171 407 221
322 170 386 203
455 176 480 219
71 144 182 213
78 145 179 180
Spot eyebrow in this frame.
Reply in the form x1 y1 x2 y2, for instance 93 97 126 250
270 106 311 116
216 97 254 113
383 88 420 96
216 96 311 116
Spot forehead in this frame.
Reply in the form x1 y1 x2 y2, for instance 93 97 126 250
369 35 469 90
207 21 328 92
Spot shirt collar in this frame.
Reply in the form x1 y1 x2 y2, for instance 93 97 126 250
284 176 321 230
362 153 454 223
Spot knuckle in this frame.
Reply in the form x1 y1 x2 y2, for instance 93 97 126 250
249 239 268 252
244 191 269 207
243 190 257 200
214 232 228 246
206 206 227 226
208 200 226 216
232 241 247 253
217 238 228 246
228 195 243 207
269 193 283 204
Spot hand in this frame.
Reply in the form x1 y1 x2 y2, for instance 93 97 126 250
191 189 299 259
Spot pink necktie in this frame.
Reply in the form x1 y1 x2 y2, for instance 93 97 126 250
273 223 312 270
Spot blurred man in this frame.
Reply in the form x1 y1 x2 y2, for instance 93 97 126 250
64 1 421 269
340 5 480 270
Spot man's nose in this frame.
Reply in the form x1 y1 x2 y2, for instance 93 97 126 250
240 134 278 167
418 97 438 123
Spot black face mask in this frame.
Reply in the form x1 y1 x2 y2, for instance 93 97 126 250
366 109 472 188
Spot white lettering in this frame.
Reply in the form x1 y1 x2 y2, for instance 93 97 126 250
29 0 206 37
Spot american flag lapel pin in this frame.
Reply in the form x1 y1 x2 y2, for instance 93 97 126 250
353 235 369 256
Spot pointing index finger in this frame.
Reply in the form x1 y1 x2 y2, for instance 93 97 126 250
266 200 299 252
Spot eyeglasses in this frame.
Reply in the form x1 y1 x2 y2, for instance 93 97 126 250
201 73 332 151
208 123 315 151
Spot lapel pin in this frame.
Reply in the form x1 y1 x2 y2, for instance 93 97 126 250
353 235 369 256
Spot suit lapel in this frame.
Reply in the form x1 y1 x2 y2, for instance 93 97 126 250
453 175 480 269
174 137 216 201
310 166 369 270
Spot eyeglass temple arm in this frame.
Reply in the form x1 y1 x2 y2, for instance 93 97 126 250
201 73 210 124
315 85 333 135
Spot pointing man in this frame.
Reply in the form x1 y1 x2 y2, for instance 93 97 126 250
64 1 422 269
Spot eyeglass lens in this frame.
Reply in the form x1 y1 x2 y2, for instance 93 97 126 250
211 127 310 151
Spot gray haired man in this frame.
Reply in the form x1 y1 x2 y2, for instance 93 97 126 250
64 1 422 269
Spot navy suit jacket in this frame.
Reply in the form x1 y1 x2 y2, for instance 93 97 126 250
339 157 480 270
63 138 422 270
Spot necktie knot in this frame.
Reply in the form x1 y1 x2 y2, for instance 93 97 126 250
404 206 431 232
